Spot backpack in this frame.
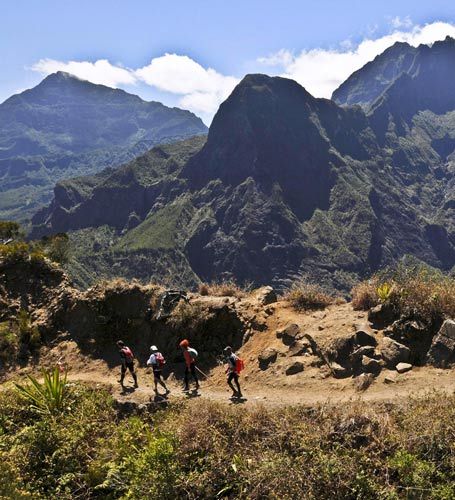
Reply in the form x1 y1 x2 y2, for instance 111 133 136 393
155 352 166 368
188 347 198 361
122 347 134 362
235 357 245 374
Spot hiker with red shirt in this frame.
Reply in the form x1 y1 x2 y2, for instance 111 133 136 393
224 346 243 398
179 339 199 391
117 340 138 388
146 345 170 396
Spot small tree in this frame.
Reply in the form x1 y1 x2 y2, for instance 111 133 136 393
43 233 70 264
0 221 20 240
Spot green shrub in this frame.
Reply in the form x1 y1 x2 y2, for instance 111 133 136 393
15 368 68 416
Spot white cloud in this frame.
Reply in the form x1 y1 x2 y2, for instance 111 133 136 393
30 21 455 124
258 21 455 99
31 58 136 87
135 54 239 118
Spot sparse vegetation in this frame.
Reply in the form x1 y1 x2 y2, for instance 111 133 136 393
351 265 455 323
284 279 335 311
0 385 454 498
0 311 41 365
198 279 249 297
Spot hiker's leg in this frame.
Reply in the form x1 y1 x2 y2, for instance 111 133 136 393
184 366 190 390
129 363 138 386
191 364 199 388
227 372 237 394
155 371 167 391
233 373 242 395
120 364 126 384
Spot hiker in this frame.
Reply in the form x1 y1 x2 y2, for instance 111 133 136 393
146 345 170 395
117 340 138 388
179 339 199 391
224 346 243 398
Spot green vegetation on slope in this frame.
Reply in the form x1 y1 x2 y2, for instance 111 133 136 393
1 384 454 499
116 197 194 251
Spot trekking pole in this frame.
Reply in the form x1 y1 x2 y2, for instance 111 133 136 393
195 366 210 379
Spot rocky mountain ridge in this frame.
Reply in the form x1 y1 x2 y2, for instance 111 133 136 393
30 37 455 291
0 72 207 222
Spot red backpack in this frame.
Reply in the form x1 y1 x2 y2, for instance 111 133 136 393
155 352 166 368
235 357 245 374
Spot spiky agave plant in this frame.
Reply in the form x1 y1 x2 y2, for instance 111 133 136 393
15 367 68 415
377 282 393 303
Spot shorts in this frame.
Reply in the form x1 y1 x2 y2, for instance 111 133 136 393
153 369 162 381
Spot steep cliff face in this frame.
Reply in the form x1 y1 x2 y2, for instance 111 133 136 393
332 41 417 107
29 39 455 290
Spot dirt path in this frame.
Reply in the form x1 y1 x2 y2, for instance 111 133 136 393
6 299 455 408
66 364 455 408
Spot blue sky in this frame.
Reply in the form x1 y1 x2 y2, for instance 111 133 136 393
2 0 455 123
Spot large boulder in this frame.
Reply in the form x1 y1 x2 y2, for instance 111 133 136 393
276 324 301 346
384 317 435 365
253 286 277 305
426 319 455 368
380 337 410 368
258 348 278 370
368 303 397 328
285 361 304 375
355 325 377 347
361 355 382 376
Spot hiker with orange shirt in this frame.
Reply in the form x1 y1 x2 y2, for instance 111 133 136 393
179 339 200 391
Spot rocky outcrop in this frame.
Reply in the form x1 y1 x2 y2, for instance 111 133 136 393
380 337 411 369
426 319 455 367
258 348 278 370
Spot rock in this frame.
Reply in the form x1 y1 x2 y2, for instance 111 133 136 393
351 345 376 363
325 334 356 365
258 348 278 370
253 286 277 305
380 337 410 368
354 373 375 391
288 340 310 356
426 319 455 368
285 361 304 375
276 323 300 346
361 355 382 376
355 325 377 347
368 303 397 328
384 374 396 384
396 362 412 373
330 362 349 378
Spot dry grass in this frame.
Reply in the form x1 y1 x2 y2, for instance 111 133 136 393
351 267 455 322
198 280 248 298
351 277 380 310
284 280 335 311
